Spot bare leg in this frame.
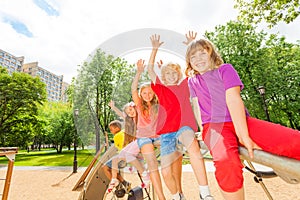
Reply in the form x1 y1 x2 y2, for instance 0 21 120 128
179 130 208 186
172 154 183 194
161 151 182 195
102 165 112 180
129 159 145 174
222 187 244 200
141 143 166 200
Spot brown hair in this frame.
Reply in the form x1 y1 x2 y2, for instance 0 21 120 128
108 120 122 130
185 39 223 77
122 103 138 147
161 62 183 85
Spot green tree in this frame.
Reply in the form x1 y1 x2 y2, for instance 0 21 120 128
74 49 134 152
206 21 300 129
234 0 300 27
38 102 75 153
0 67 46 146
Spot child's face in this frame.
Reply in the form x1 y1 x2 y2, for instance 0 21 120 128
125 106 136 118
163 67 179 85
189 49 211 74
140 86 155 102
109 126 120 134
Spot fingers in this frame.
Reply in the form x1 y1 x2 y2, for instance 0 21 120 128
247 147 254 159
150 34 164 47
157 60 163 68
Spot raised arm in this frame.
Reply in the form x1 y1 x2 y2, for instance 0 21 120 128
109 100 124 119
148 34 164 83
131 59 145 105
183 31 197 45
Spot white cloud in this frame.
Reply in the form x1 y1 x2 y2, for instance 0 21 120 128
0 0 299 83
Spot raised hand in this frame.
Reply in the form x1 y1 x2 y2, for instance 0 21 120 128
157 60 163 69
136 59 145 73
183 31 197 45
150 34 164 49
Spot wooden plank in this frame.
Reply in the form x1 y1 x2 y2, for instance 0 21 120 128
77 145 118 200
72 144 105 191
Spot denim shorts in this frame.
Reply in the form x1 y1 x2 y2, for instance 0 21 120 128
104 159 113 168
104 158 126 169
137 137 160 149
160 126 193 156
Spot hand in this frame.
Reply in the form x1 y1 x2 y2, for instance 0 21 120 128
136 59 145 73
183 31 197 45
238 135 261 159
157 60 163 69
109 100 115 108
150 34 164 49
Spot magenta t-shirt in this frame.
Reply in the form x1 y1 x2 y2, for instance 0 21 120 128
188 64 249 124
151 77 198 134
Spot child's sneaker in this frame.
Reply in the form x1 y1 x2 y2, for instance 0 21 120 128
141 171 150 189
200 194 215 200
107 179 119 193
179 193 186 200
122 181 131 193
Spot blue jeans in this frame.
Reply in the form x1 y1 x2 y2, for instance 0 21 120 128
137 137 160 149
160 126 193 156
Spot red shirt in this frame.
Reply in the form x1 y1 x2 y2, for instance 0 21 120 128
151 77 197 135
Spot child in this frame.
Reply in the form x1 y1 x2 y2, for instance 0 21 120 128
132 59 166 200
107 101 150 192
185 35 300 200
147 34 214 200
102 120 131 192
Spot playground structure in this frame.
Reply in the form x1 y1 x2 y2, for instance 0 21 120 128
74 145 154 200
0 147 18 200
73 139 300 200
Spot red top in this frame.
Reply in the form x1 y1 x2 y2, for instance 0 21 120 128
151 77 198 135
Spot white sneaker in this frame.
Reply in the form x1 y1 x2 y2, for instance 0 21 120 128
200 194 215 200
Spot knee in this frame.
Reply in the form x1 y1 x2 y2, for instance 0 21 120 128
178 129 195 150
161 167 172 180
214 158 244 192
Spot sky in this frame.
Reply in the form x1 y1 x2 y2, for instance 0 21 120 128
0 0 299 84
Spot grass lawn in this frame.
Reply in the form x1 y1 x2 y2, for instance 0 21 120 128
0 148 98 167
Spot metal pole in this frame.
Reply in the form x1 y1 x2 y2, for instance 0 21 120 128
261 94 271 122
258 86 271 122
73 109 79 173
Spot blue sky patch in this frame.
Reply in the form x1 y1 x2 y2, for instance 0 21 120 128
3 16 33 37
33 0 59 16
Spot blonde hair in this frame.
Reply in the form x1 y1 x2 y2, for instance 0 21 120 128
122 102 137 147
139 83 158 119
161 63 183 85
185 39 223 77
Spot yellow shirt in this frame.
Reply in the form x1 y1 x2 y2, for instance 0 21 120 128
113 130 125 151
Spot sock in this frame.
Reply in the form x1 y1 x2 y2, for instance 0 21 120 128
111 178 118 182
199 185 211 198
142 170 148 177
172 192 180 200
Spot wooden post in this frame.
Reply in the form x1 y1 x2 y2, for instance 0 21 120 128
0 147 18 200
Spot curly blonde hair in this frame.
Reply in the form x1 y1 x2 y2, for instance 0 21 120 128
161 62 183 85
185 39 223 77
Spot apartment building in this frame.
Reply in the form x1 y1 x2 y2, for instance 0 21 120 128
22 62 69 102
1 49 69 102
0 49 24 74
